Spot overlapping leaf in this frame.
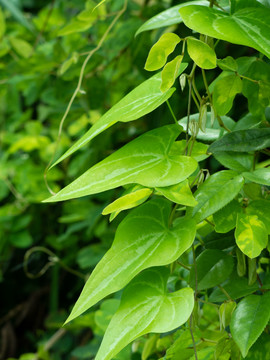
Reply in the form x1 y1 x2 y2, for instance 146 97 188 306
187 37 216 69
96 267 194 360
231 292 270 357
179 5 270 58
51 66 187 167
243 168 270 186
65 198 196 323
156 180 197 207
45 125 198 202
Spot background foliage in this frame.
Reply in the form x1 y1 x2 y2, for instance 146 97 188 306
0 0 270 359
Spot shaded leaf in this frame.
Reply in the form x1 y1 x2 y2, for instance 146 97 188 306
217 56 238 72
66 198 196 323
144 33 180 71
213 200 242 233
45 125 198 202
95 267 194 360
214 151 253 172
231 292 270 357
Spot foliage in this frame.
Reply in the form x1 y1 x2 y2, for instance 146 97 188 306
1 0 270 359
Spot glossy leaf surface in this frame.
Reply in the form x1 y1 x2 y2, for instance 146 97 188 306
144 33 180 71
66 198 196 323
45 125 198 202
189 171 244 223
235 213 268 258
246 200 270 233
231 292 270 357
179 5 270 59
208 128 270 153
190 249 234 291
96 267 194 360
243 168 270 186
187 37 216 69
156 179 197 207
52 66 187 167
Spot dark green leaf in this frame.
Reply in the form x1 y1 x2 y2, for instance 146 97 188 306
213 200 242 233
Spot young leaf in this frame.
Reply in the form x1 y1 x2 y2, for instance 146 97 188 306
135 1 209 36
160 55 183 93
231 292 270 357
188 170 244 223
235 213 268 258
102 187 152 216
187 37 216 69
208 128 270 153
219 301 236 330
156 179 197 207
169 140 209 162
179 5 270 59
144 33 180 71
246 200 270 233
213 200 242 233
217 57 238 72
65 198 196 323
243 168 270 186
45 125 198 202
212 74 242 116
189 249 234 291
51 66 187 167
95 267 194 360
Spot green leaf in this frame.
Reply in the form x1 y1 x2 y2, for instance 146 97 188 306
179 5 270 59
0 0 35 33
246 200 270 233
217 56 238 72
188 170 244 223
156 179 197 207
9 37 33 58
243 168 270 186
94 299 120 333
169 140 209 162
213 200 242 233
65 198 196 323
95 267 194 360
235 213 268 258
187 37 216 69
219 301 236 330
208 128 270 153
0 6 6 39
160 55 183 92
45 125 198 202
102 187 152 215
212 74 242 116
144 33 180 71
231 292 270 357
135 1 209 36
52 66 187 167
189 249 234 291
214 152 253 172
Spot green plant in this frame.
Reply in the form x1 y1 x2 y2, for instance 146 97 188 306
44 0 270 359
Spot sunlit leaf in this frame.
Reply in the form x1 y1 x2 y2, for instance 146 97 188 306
243 168 270 186
160 55 183 92
187 37 216 69
156 179 197 207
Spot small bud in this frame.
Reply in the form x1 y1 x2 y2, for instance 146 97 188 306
210 105 215 127
199 103 207 132
190 119 199 137
179 73 187 91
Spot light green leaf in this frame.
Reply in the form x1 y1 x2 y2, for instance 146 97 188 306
102 187 152 215
214 152 253 172
0 6 6 39
208 128 270 153
235 213 268 258
189 249 234 291
243 168 270 186
187 37 216 69
219 301 236 330
52 66 187 167
217 56 238 72
135 1 209 36
169 140 209 162
213 74 242 116
188 170 244 223
145 33 180 71
9 37 33 58
95 267 194 360
65 198 196 323
58 19 93 36
246 200 270 233
94 299 120 333
45 125 198 202
160 55 183 92
156 179 197 207
213 200 242 233
179 5 270 59
231 292 270 357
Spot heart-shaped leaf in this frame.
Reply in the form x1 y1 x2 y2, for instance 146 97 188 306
179 5 270 59
235 213 268 258
45 125 198 202
231 292 270 357
51 65 187 167
65 198 196 323
95 267 194 360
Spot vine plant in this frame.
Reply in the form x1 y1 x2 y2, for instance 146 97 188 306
46 0 270 359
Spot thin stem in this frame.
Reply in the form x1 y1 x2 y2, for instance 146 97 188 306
237 73 259 84
44 0 128 194
168 203 178 227
201 68 211 101
218 285 232 301
191 90 200 111
192 78 202 104
192 244 198 298
166 100 179 126
189 315 198 360
186 64 197 151
177 261 191 271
